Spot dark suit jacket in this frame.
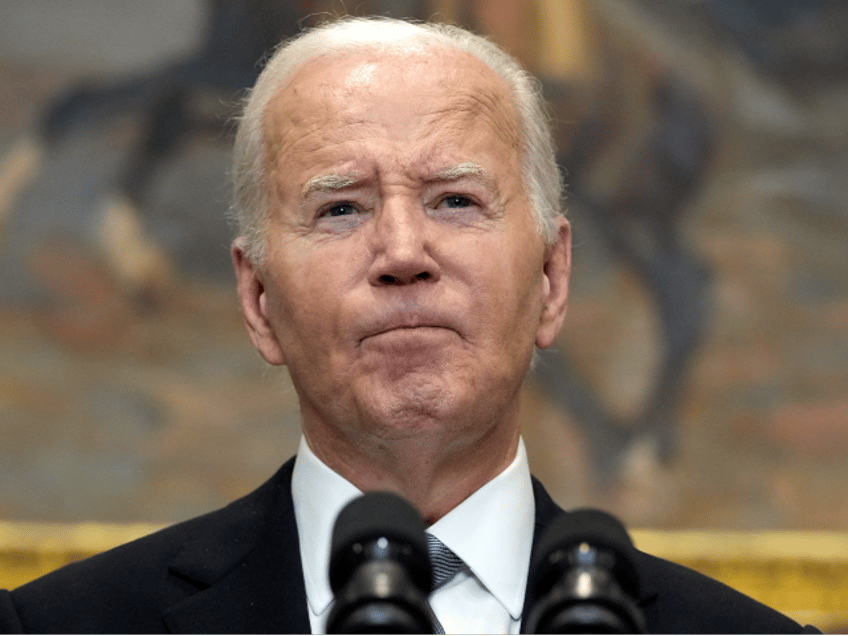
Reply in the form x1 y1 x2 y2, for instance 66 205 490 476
0 457 810 633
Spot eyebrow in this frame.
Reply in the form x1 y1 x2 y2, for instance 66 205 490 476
300 161 492 199
431 161 485 182
301 173 361 199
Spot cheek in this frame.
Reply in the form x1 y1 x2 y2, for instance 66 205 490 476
261 253 316 340
469 248 544 339
499 248 547 337
265 245 354 347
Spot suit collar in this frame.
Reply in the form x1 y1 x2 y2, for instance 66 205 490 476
162 458 310 634
159 459 655 633
520 477 658 633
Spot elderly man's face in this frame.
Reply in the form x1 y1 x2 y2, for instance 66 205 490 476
235 46 569 458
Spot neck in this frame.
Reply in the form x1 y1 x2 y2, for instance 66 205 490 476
303 423 520 525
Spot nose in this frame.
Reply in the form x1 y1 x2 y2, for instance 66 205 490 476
367 198 440 286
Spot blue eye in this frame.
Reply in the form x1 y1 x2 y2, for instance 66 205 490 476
440 195 473 208
324 202 357 217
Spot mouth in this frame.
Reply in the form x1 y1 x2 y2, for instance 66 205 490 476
369 325 452 339
357 309 459 345
358 326 458 359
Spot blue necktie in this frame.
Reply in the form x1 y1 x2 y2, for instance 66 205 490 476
426 533 467 634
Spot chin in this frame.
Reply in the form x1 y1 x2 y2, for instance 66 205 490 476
350 354 522 432
366 388 507 444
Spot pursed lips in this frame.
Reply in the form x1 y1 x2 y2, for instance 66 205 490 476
357 309 460 345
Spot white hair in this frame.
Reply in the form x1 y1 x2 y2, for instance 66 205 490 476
231 16 563 263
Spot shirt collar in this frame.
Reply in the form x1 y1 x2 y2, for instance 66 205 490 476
291 436 534 621
291 437 362 618
426 438 534 621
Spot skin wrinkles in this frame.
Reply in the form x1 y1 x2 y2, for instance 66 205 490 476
426 90 521 153
233 45 571 522
305 162 490 200
300 162 507 236
264 51 520 203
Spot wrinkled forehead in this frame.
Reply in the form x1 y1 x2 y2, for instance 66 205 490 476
263 47 522 153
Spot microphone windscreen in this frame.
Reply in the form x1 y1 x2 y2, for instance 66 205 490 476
329 491 429 592
532 509 640 597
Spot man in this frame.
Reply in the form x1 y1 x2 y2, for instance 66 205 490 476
0 17 813 634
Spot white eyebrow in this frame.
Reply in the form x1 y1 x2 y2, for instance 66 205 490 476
300 162 490 198
432 162 485 182
301 173 360 198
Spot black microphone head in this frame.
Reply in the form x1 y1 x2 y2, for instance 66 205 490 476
527 509 646 633
329 491 431 595
531 508 640 600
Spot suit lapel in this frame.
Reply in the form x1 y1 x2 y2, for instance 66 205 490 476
520 477 658 633
520 476 564 631
162 458 311 634
157 462 657 633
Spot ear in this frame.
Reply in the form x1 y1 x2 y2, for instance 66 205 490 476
232 240 287 366
535 216 571 349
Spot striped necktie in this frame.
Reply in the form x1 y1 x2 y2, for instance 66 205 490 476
426 533 467 634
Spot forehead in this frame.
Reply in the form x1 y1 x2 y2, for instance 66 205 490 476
263 47 521 177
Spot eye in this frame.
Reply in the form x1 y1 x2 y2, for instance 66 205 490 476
438 194 474 209
313 199 370 235
321 202 359 217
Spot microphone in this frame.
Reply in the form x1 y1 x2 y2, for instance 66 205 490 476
326 491 438 634
525 509 647 634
